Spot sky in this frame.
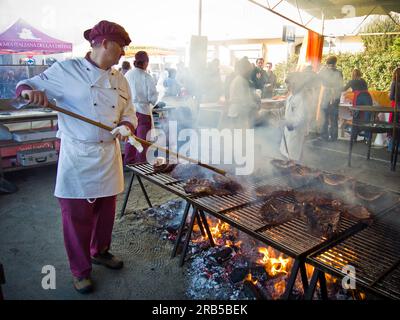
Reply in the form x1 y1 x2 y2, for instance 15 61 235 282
0 0 370 56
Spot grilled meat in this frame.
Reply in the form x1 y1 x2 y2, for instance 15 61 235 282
303 206 341 238
270 159 296 170
353 182 383 201
294 191 342 208
212 174 244 193
322 173 351 186
153 163 177 174
255 185 294 199
291 165 321 179
183 176 241 196
340 204 372 222
183 178 216 195
259 198 302 225
171 164 209 180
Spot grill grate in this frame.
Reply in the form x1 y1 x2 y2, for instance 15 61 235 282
222 194 360 257
126 162 398 265
307 208 400 299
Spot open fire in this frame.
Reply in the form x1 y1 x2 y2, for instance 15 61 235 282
151 202 353 300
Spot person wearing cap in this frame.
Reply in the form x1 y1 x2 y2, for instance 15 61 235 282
15 20 137 294
124 50 158 164
318 55 343 141
120 60 131 75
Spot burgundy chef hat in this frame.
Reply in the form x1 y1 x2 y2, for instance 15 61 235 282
84 20 131 47
133 51 149 68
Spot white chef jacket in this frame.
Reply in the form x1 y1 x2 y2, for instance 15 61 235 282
280 93 308 162
17 58 137 198
124 67 158 115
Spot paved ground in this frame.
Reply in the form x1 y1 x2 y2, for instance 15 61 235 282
0 135 399 300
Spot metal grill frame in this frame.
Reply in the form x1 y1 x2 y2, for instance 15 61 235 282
120 162 399 299
304 206 400 300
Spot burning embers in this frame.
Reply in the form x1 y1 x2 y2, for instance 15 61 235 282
186 215 341 300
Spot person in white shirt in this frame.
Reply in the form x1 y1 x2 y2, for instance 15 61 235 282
15 20 137 294
279 72 309 162
124 51 158 164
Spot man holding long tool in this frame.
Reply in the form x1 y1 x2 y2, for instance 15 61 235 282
15 20 137 294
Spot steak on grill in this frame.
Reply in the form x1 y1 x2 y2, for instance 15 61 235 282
291 165 321 178
340 204 372 222
183 176 242 196
153 162 177 174
212 174 244 193
259 198 302 226
255 185 294 199
294 191 342 208
303 206 341 238
183 178 216 195
270 159 296 170
322 173 351 186
171 164 210 180
353 182 383 201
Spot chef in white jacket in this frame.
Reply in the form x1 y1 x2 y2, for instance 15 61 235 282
279 72 309 162
124 51 158 164
16 20 137 294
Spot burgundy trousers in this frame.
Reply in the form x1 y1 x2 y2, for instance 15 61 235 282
58 196 116 278
124 112 152 164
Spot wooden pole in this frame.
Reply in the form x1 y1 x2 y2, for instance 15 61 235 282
42 102 227 176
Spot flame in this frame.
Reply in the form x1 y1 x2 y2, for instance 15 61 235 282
209 219 230 239
192 218 231 243
226 240 242 248
245 273 258 285
257 247 290 277
272 279 287 299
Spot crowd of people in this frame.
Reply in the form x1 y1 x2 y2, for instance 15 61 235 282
11 19 399 295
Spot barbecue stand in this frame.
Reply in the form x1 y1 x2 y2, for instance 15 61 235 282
120 163 390 299
120 163 216 267
304 204 400 300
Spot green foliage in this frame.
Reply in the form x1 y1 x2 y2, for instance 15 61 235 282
334 51 399 91
361 16 400 52
333 15 400 91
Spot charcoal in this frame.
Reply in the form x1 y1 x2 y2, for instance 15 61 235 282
210 246 234 264
242 280 267 300
166 221 181 233
250 264 268 278
229 267 250 283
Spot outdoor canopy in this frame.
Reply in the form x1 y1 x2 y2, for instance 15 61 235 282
0 18 72 55
285 0 400 19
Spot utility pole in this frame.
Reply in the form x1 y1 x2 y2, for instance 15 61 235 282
198 0 202 36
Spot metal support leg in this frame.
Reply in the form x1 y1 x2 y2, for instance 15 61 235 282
282 259 301 300
199 210 215 247
179 208 198 267
299 262 309 293
120 172 136 218
318 272 328 300
171 202 191 258
0 263 5 300
304 269 328 300
305 269 319 300
391 133 399 171
348 133 355 167
137 176 152 208
196 213 206 237
367 131 372 160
